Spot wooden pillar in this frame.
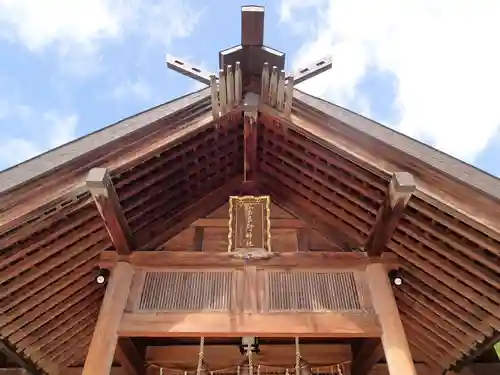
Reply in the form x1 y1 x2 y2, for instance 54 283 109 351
82 262 134 375
366 263 417 375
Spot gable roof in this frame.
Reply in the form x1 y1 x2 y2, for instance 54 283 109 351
0 86 499 374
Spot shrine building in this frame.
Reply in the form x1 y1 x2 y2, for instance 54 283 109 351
0 5 499 375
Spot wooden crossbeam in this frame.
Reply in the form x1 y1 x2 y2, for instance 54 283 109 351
191 218 306 228
99 250 399 269
241 5 265 46
118 311 381 338
166 57 213 85
4 363 500 375
351 338 384 375
115 338 145 375
86 168 134 255
288 56 333 85
365 172 416 256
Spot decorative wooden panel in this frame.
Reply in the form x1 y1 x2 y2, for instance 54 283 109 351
261 270 372 313
137 270 234 312
228 195 271 252
131 268 374 315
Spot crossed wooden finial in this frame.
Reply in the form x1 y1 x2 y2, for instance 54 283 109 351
165 6 332 119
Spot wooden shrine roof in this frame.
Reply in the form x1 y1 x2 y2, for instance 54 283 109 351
0 82 499 375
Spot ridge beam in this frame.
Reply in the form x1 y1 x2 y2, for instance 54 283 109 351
243 92 259 182
166 57 214 86
365 172 416 257
287 56 333 85
86 168 134 255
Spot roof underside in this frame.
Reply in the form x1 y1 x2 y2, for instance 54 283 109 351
0 88 499 374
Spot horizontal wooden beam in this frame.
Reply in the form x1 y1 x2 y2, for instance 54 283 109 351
145 344 351 369
5 363 500 375
99 250 399 269
118 312 381 338
190 218 307 228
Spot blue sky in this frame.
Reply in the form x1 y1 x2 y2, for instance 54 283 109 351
0 0 499 178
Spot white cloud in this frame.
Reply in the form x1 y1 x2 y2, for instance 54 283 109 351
0 0 203 75
0 101 79 169
280 0 500 163
110 79 153 102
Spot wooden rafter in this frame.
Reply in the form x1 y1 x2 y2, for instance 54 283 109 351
136 175 243 251
86 168 134 254
365 172 416 256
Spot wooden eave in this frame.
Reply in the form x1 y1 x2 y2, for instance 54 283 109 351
0 86 499 373
0 88 244 373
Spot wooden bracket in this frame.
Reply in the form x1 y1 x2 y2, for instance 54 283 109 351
365 172 416 256
86 168 134 254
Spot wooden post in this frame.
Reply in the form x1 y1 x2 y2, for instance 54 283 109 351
366 263 417 375
82 262 134 375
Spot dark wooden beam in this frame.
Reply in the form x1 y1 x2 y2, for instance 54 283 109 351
192 227 204 251
243 92 259 182
191 218 307 228
99 250 399 269
86 168 134 254
0 339 43 375
351 338 383 375
365 172 416 256
241 6 264 46
115 338 145 375
296 227 310 252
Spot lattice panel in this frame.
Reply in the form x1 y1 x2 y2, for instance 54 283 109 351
138 270 234 312
263 270 369 313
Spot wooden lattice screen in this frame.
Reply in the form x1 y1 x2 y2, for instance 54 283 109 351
129 268 373 314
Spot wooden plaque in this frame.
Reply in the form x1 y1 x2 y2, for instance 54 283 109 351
228 195 271 252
